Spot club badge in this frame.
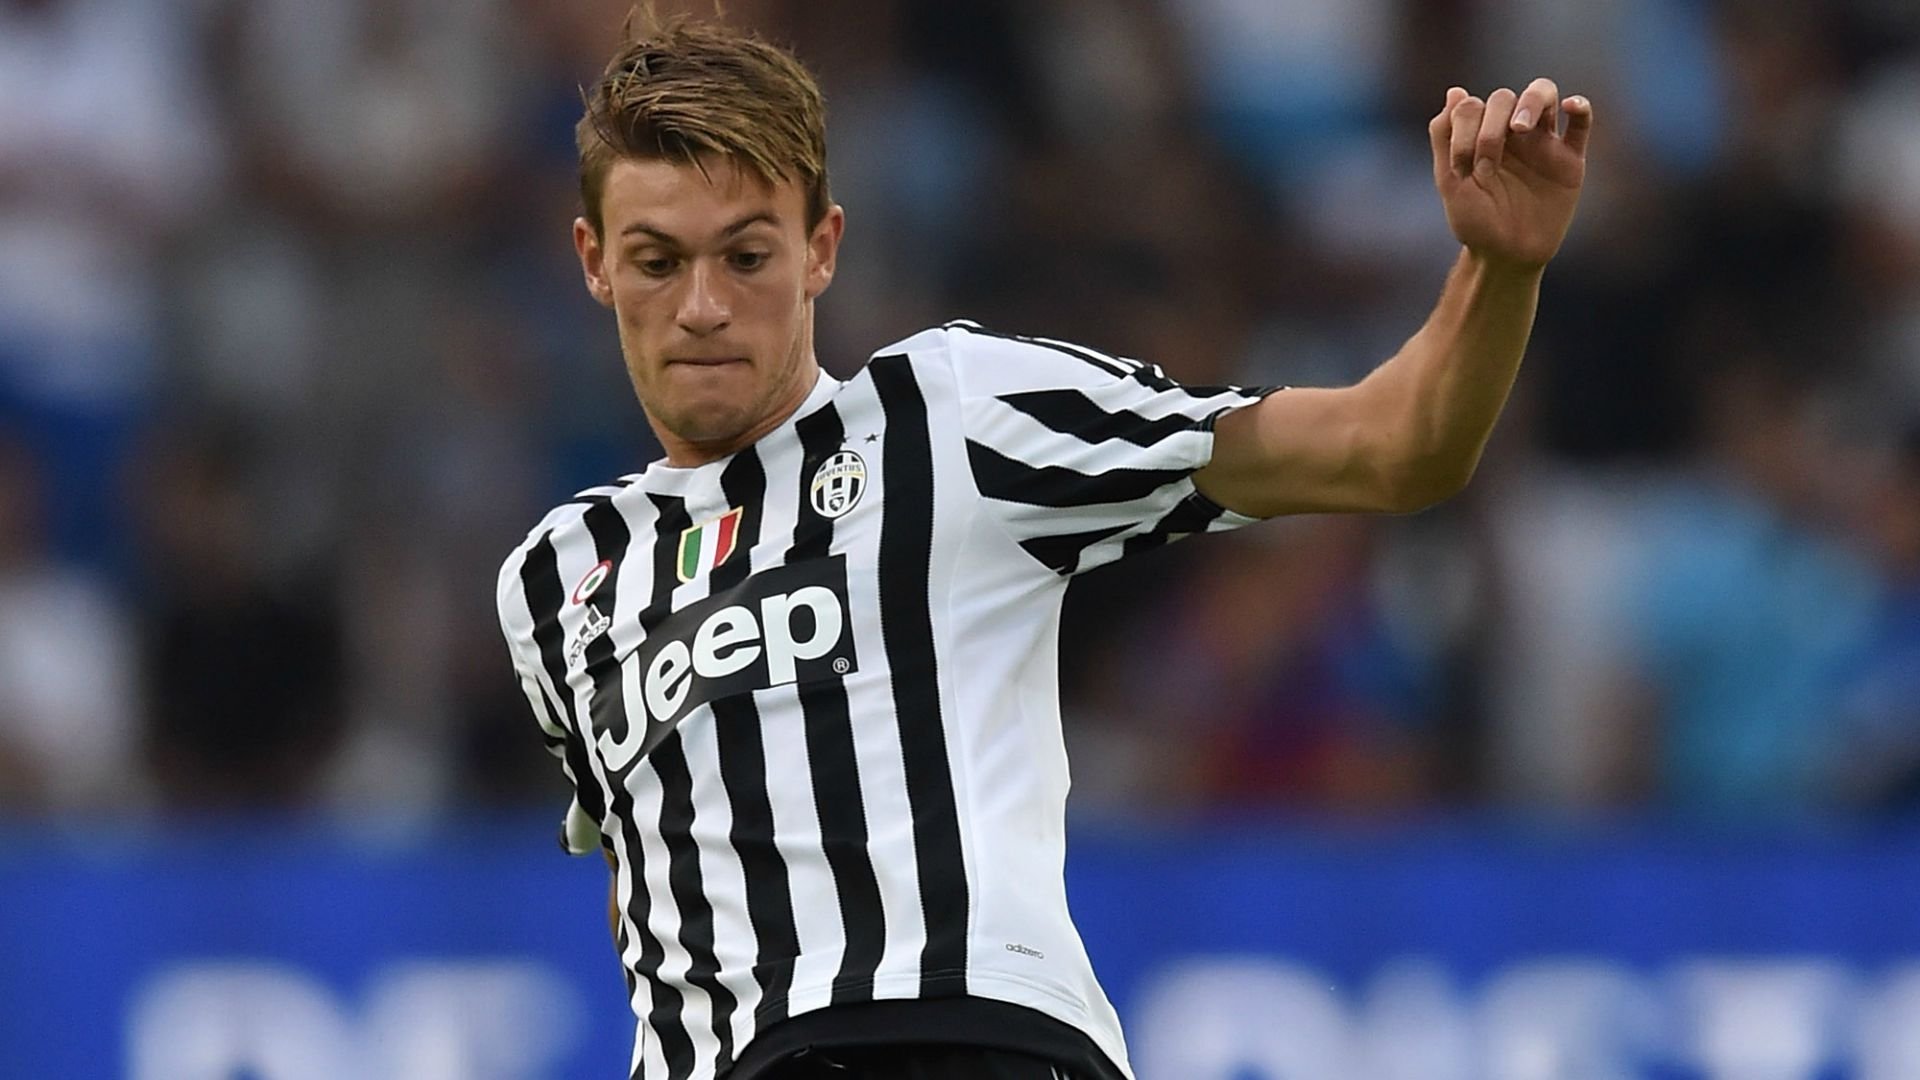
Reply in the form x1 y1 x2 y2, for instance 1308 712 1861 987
810 450 866 519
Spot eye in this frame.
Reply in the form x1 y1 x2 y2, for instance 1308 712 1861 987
729 251 770 272
635 255 678 278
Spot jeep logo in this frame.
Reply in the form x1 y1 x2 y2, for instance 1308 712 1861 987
597 557 858 770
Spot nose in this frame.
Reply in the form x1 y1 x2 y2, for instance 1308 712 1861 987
676 260 732 337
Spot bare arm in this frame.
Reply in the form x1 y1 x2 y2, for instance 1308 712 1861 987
1197 80 1593 518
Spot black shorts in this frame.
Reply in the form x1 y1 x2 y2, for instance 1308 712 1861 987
723 998 1123 1080
761 1044 1080 1079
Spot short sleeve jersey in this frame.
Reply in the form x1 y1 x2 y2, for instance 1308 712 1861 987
496 322 1271 1080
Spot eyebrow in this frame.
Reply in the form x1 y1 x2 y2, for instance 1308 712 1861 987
619 212 780 245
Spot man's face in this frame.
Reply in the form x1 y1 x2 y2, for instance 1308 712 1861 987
575 156 843 464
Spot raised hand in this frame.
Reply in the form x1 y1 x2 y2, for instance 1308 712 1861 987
1430 78 1593 271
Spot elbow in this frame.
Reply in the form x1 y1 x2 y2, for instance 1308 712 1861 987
1379 450 1478 513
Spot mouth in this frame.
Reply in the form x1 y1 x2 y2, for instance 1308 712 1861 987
667 356 749 368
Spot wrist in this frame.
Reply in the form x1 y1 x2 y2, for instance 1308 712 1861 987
1459 246 1550 285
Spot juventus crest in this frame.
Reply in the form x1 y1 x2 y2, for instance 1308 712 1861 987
810 449 867 519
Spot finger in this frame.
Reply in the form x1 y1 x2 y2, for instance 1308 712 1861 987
1562 94 1594 156
1429 87 1468 180
1449 94 1485 178
1510 76 1560 134
1476 88 1519 175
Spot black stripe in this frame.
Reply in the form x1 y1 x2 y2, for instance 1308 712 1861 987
1119 490 1233 561
650 730 738 1073
580 502 635 759
798 679 885 1003
638 494 692 634
997 388 1202 448
709 451 802 1032
666 454 770 1075
615 493 698 1080
789 407 843 560
619 915 641 1080
790 402 888 1001
519 537 607 825
870 355 971 994
1017 523 1133 575
587 497 737 1075
520 520 677 1073
712 691 797 1027
565 517 637 1080
967 440 1191 508
711 453 765 593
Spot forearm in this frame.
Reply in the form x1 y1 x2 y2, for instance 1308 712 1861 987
1196 81 1585 520
1361 248 1542 505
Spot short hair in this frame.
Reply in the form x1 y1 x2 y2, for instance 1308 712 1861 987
576 13 831 236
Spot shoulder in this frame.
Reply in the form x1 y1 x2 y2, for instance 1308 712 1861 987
868 320 1144 399
494 475 643 619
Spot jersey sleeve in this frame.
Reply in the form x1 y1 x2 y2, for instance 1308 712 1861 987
945 322 1276 575
496 542 605 858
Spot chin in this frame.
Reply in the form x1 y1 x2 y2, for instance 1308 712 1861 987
667 406 754 447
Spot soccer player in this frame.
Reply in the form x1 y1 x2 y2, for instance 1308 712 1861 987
497 14 1591 1080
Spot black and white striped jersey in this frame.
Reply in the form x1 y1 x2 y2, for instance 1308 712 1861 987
496 321 1270 1080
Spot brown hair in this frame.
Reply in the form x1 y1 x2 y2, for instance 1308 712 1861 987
576 11 830 236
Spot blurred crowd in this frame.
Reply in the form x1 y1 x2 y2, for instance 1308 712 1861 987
0 0 1916 824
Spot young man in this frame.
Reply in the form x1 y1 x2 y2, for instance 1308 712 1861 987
497 15 1591 1080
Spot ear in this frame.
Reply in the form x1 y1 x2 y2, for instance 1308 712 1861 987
574 217 615 309
803 204 846 301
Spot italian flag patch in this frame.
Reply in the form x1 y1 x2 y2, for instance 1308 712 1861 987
678 507 744 582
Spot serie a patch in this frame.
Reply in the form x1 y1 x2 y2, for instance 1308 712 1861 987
677 507 745 583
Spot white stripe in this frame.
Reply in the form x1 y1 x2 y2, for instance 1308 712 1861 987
630 483 731 1072
629 753 726 1073
974 403 1217 478
1069 374 1262 421
977 494 1189 542
525 504 665 1072
760 679 840 1019
619 822 667 1080
515 671 569 743
832 378 930 993
698 515 722 573
753 426 844 1021
676 699 762 1062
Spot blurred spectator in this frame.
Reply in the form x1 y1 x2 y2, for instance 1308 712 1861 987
328 304 559 810
1473 0 1723 177
0 0 221 572
1069 517 1460 815
1480 455 1657 811
0 439 141 811
1825 424 1920 808
1168 0 1396 189
0 0 1914 825
1599 347 1880 816
134 424 347 809
1836 49 1920 406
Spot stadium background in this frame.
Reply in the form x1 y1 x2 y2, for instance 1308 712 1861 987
2 0 1919 1076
